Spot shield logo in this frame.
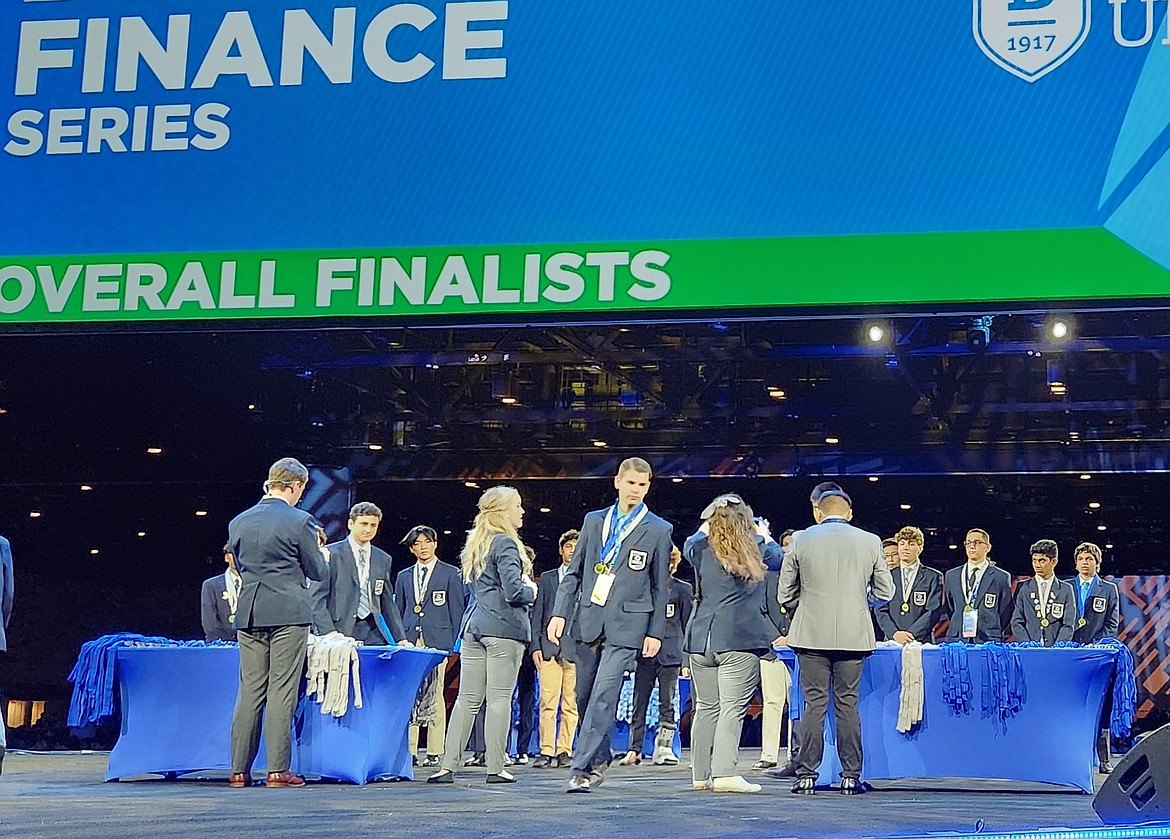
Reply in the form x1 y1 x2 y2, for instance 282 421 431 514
432 590 447 606
1051 603 1065 618
1092 596 1106 612
973 0 1091 83
984 592 998 608
374 579 385 596
628 550 648 571
913 591 927 607
666 603 676 619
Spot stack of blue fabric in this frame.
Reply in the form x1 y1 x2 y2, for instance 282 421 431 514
67 633 233 727
1092 638 1137 739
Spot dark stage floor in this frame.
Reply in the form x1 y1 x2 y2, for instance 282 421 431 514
0 751 1117 839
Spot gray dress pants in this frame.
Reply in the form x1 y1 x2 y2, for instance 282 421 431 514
441 633 524 775
230 624 309 775
688 645 760 780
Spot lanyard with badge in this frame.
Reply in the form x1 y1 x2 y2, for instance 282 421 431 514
900 566 914 614
590 502 647 606
1035 579 1052 628
961 566 980 638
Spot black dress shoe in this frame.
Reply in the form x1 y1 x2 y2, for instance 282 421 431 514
752 759 778 771
530 755 553 768
1099 762 1115 775
764 762 799 780
427 769 455 784
486 771 517 784
840 777 869 795
791 777 816 795
555 752 572 768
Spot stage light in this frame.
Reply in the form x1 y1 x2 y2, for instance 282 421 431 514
146 446 163 455
442 529 452 535
948 544 958 550
247 403 257 411
825 436 840 445
80 484 93 492
499 396 517 405
966 315 994 353
29 511 41 519
1088 501 1101 509
1105 543 1114 549
1047 359 1067 397
136 531 146 538
1080 474 1092 480
868 476 879 482
367 443 383 451
89 549 99 556
592 440 608 447
195 510 208 517
0 407 8 414
767 387 787 400
899 503 912 510
539 506 551 513
671 477 684 483
464 481 479 489
1097 524 1107 531
1047 315 1072 341
863 321 889 344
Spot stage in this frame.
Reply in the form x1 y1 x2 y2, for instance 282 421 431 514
0 751 1148 839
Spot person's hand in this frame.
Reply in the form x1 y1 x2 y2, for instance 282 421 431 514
642 636 662 658
522 574 538 596
547 616 565 645
892 630 915 645
533 650 544 669
755 518 772 539
398 639 415 648
776 635 788 647
681 666 691 678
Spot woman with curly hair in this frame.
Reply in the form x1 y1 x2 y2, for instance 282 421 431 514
683 493 782 794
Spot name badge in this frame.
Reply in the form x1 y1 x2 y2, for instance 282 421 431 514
591 571 616 606
1051 603 1065 619
1092 596 1107 613
432 590 447 606
962 608 978 638
374 579 385 596
628 550 648 571
912 591 926 607
666 603 676 619
983 593 997 609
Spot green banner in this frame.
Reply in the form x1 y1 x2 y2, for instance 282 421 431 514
1 228 1166 325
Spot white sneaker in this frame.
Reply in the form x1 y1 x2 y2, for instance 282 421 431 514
692 778 712 791
713 775 762 793
652 744 679 765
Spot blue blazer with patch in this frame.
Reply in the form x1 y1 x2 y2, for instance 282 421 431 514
311 539 407 643
682 532 777 656
874 564 943 642
465 534 537 643
1068 575 1121 643
394 560 467 652
941 563 1014 642
201 572 236 642
553 506 674 650
1010 577 1077 645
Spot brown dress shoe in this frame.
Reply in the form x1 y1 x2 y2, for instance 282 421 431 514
265 770 306 788
228 773 253 788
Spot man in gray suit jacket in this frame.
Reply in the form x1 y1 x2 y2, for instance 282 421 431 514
0 534 13 774
777 488 894 795
311 502 409 646
548 458 673 793
228 458 328 789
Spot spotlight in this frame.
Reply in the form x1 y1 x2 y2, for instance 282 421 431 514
1047 360 1067 397
367 443 384 451
966 315 994 353
1047 316 1072 342
863 321 889 345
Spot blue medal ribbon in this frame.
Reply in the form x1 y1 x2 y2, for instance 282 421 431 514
598 502 648 572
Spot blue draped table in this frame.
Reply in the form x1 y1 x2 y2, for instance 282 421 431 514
807 645 1115 793
106 645 445 784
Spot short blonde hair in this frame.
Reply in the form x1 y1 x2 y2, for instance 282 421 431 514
264 458 308 493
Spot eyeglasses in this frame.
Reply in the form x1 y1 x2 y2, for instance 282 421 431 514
963 539 988 547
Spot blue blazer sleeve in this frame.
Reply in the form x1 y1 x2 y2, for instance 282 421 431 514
297 518 328 582
2 538 15 634
200 578 219 642
495 538 536 606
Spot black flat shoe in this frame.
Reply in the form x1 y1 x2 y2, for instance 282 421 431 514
791 777 816 795
486 771 516 784
427 769 454 784
840 777 869 795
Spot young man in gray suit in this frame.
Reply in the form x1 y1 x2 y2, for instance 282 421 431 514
311 502 409 646
0 533 13 774
777 487 894 795
548 457 673 793
228 458 328 789
201 543 242 642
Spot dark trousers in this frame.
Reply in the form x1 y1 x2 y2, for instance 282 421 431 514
629 657 680 753
351 615 385 646
793 648 868 780
572 638 638 773
515 654 537 756
230 624 309 775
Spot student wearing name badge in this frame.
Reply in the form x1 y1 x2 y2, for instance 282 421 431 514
201 542 243 642
941 528 1014 643
874 526 943 644
621 544 693 767
428 486 537 785
1010 539 1077 645
547 457 673 794
310 502 410 647
394 525 466 768
1068 541 1121 773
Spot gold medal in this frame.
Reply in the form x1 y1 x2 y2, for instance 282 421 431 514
1078 618 1087 628
901 603 910 613
594 562 608 575
414 604 423 614
1040 618 1050 627
964 605 974 613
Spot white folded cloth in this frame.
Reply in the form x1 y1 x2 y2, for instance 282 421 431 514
306 633 363 717
897 641 924 733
